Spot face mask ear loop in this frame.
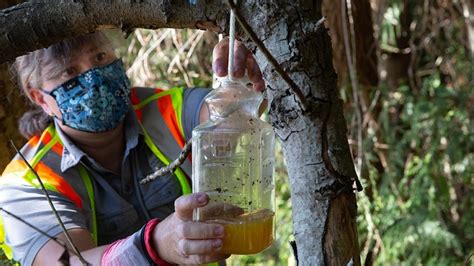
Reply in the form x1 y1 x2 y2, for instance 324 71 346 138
49 112 66 127
38 88 54 96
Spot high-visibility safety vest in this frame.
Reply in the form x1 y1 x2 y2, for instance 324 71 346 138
0 87 193 261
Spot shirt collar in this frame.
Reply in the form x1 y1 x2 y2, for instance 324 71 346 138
57 107 142 172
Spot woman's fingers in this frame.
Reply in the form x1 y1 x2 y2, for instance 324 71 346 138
178 238 223 255
177 221 224 239
232 40 249 77
174 192 209 221
212 39 229 76
213 38 248 77
212 37 265 87
246 54 265 91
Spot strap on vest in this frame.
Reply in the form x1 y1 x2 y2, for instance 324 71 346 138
132 87 186 149
78 166 98 245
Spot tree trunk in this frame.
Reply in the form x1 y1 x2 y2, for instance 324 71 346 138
236 1 361 264
323 0 378 87
0 1 361 264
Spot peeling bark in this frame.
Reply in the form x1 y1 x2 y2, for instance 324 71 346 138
0 0 228 63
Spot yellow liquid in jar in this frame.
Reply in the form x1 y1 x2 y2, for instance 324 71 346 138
209 209 274 254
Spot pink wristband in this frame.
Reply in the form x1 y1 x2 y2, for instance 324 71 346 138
144 218 173 266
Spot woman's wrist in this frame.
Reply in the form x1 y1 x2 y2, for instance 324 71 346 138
144 218 173 266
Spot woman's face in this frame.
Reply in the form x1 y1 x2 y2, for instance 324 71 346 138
30 42 117 119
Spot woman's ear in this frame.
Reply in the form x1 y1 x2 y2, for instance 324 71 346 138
29 88 54 116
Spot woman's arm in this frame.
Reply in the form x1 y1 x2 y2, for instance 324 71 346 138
34 229 105 266
33 193 227 266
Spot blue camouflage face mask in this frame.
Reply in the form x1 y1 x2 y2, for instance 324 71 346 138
42 59 131 133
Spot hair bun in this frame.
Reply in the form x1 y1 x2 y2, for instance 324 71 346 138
18 108 52 139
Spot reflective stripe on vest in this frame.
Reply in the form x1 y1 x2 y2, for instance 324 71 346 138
1 125 82 209
131 87 186 149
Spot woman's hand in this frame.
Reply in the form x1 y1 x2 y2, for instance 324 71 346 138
212 37 265 91
153 193 229 264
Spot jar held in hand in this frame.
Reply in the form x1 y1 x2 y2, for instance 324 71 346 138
192 77 275 255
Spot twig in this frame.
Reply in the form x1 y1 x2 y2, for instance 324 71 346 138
184 31 205 67
10 140 90 266
140 140 192 184
226 0 309 112
0 207 78 257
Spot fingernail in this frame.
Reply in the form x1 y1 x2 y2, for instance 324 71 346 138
212 239 222 249
197 194 207 203
214 226 224 236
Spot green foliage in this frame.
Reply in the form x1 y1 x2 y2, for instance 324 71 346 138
354 0 473 264
0 249 17 266
356 74 473 264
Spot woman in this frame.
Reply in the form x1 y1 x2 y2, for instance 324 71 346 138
0 31 265 265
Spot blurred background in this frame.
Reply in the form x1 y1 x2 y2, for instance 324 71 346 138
0 0 473 265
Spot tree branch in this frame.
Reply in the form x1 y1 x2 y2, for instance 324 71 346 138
140 139 192 184
0 0 228 63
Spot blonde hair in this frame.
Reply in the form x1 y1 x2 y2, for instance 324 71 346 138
13 31 112 138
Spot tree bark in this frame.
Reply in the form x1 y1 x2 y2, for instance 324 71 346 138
0 0 361 264
236 1 360 264
323 0 378 87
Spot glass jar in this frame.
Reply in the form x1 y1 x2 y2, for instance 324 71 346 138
192 77 275 254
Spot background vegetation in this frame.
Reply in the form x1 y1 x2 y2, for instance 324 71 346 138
1 0 472 265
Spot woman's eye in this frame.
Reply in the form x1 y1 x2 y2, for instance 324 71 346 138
96 52 107 62
63 67 76 77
